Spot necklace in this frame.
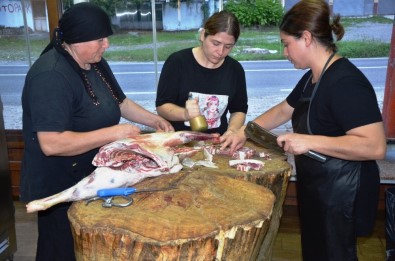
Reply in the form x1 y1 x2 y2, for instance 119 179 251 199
81 64 121 106
62 44 120 105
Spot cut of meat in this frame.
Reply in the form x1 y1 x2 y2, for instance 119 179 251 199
229 159 265 172
203 145 256 159
26 131 220 213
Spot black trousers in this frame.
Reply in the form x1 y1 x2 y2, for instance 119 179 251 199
36 202 76 261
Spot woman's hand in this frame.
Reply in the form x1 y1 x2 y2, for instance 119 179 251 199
153 119 174 132
111 123 142 139
185 97 201 120
219 126 247 153
277 133 310 155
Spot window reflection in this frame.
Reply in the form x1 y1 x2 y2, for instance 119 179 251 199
0 0 49 64
0 0 223 129
0 0 222 64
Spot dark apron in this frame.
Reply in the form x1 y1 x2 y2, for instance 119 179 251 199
292 93 362 261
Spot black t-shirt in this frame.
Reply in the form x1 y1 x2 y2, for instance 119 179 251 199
287 57 382 136
20 49 126 201
156 48 248 134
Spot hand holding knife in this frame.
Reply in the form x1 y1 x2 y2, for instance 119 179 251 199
244 121 327 163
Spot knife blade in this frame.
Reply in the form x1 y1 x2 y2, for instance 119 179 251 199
244 121 327 163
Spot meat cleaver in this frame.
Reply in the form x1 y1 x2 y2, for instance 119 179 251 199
244 121 327 163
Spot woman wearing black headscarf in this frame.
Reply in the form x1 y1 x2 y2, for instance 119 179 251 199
21 3 173 260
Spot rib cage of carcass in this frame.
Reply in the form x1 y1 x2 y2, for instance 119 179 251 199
26 131 220 213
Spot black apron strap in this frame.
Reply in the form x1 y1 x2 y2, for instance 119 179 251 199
307 52 336 134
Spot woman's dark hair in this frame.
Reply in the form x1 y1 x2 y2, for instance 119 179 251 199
203 11 240 42
279 0 344 53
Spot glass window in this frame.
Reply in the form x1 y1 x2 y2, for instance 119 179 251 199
0 0 50 129
0 0 224 129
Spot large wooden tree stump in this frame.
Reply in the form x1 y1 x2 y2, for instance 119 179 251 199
69 171 275 260
68 140 292 261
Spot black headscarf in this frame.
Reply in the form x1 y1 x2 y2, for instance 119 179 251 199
59 2 113 44
40 3 121 105
42 2 113 54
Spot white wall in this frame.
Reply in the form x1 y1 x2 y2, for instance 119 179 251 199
0 0 34 30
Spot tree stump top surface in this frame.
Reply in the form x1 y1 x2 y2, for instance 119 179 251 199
68 141 291 243
69 170 275 243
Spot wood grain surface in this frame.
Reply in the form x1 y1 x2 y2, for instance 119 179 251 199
68 140 292 261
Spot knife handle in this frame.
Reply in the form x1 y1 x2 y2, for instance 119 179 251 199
305 150 327 163
97 188 137 197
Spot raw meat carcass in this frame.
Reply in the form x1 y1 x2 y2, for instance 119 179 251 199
26 131 220 213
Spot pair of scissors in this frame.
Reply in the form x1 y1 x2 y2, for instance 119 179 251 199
85 187 174 208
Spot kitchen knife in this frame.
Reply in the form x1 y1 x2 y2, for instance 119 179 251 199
244 121 327 163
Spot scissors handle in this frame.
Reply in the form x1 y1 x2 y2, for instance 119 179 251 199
97 187 137 197
85 195 134 208
102 196 134 208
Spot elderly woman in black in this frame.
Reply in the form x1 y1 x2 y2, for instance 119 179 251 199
21 3 173 260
